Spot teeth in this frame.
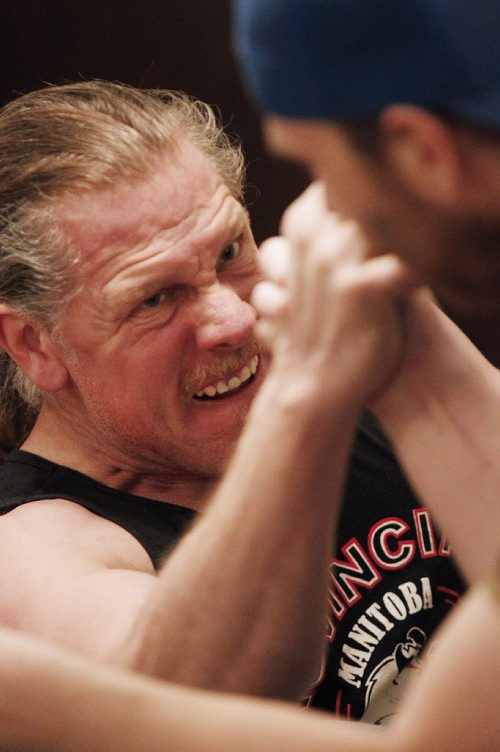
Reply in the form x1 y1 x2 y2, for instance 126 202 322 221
195 355 259 399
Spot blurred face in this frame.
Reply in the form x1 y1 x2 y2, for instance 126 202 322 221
264 117 500 320
264 118 389 226
53 142 266 479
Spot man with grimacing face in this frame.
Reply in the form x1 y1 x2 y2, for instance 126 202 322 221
0 79 462 722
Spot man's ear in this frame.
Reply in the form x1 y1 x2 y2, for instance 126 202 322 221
0 304 69 392
379 105 464 209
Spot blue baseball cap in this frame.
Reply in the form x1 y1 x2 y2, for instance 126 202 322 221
233 0 500 129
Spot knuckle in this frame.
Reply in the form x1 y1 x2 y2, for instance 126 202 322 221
279 182 327 243
330 266 362 299
260 237 291 280
279 202 303 240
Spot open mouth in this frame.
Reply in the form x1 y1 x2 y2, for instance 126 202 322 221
193 355 259 401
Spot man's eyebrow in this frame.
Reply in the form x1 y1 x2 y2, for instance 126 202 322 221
226 207 249 242
104 265 182 312
200 208 247 254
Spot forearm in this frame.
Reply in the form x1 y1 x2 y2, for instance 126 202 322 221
392 570 500 751
7 593 496 752
0 631 152 752
125 367 360 698
0 630 389 752
373 296 500 582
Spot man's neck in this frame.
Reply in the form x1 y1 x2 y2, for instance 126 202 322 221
21 409 218 512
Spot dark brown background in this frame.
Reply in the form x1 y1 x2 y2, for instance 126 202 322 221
1 0 308 243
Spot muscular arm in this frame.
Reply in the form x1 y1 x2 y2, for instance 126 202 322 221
124 364 359 696
392 563 500 751
372 293 500 583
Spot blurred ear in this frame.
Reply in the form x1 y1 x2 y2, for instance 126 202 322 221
0 305 69 392
380 105 464 208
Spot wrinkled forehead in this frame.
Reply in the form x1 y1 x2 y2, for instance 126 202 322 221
54 142 235 261
49 143 249 306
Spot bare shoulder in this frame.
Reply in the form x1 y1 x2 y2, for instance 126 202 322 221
0 499 159 655
0 498 154 572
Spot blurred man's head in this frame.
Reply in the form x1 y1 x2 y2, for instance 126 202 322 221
234 0 500 327
234 0 500 126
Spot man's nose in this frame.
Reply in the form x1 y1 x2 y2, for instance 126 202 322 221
194 283 256 351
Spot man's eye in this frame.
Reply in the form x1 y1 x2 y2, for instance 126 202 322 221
219 241 240 265
141 291 167 309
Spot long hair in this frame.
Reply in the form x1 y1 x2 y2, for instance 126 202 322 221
0 80 245 456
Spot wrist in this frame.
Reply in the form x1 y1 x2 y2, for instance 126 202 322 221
253 358 365 432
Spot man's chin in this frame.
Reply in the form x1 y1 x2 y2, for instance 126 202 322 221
181 440 238 480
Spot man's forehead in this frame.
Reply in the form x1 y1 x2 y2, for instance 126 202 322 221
56 143 234 258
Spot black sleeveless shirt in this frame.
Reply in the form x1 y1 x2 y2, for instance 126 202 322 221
0 449 196 568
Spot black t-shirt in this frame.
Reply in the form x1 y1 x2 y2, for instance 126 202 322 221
0 413 465 723
309 413 465 722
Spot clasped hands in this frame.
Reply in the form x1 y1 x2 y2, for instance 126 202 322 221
252 182 422 407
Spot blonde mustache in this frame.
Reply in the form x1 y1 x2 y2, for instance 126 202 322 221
182 338 261 398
